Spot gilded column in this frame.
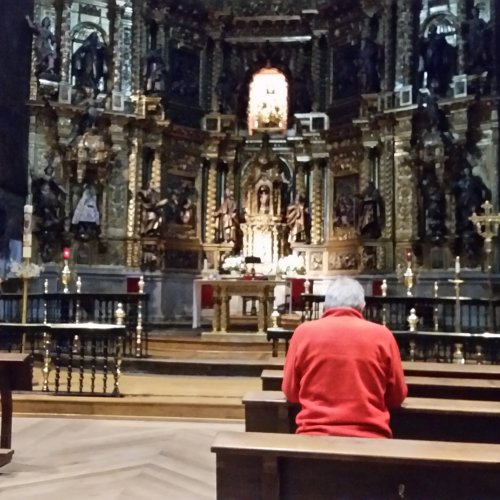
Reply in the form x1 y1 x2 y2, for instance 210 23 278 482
151 149 162 191
310 160 323 244
58 1 72 84
211 38 223 112
126 136 141 267
131 0 145 95
311 35 321 111
205 157 218 243
393 141 417 264
295 162 306 195
395 0 415 87
456 0 467 74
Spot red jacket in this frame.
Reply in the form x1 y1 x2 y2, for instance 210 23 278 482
282 307 407 438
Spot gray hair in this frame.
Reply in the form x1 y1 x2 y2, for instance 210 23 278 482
324 277 365 311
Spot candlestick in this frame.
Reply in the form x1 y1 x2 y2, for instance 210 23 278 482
203 259 208 271
381 279 387 297
433 281 439 332
76 276 82 293
61 257 71 293
455 256 460 275
403 261 414 297
138 275 145 293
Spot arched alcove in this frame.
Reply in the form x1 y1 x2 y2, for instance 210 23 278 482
247 68 288 134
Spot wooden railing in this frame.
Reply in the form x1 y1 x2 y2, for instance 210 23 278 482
267 326 500 363
0 322 125 396
0 292 149 357
300 294 500 333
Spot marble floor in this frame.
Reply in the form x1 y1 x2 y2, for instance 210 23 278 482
0 416 244 500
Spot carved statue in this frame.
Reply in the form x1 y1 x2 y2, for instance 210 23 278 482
465 6 490 75
358 24 380 93
179 196 195 226
214 189 238 243
72 183 101 241
419 24 456 96
71 32 108 94
454 166 491 235
286 193 307 243
143 47 168 95
137 184 168 236
26 15 57 78
422 175 447 242
358 181 385 239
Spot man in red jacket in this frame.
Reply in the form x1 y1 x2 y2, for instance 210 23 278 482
282 276 407 438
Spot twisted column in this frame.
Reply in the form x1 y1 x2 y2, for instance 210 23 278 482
126 136 141 268
205 158 218 243
310 160 323 244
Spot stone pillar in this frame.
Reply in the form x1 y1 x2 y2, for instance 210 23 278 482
111 4 124 93
211 38 223 112
456 0 467 75
205 158 218 243
310 160 324 244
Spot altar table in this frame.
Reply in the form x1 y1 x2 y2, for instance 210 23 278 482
193 278 282 333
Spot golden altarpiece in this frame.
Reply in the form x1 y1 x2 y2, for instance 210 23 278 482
23 0 500 321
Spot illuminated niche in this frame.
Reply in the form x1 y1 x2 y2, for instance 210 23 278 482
248 68 288 134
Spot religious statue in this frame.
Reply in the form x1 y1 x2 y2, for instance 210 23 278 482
72 183 101 241
465 6 490 75
214 189 238 243
257 103 281 128
286 193 307 243
257 186 271 214
422 175 447 243
137 184 168 236
179 196 195 226
419 24 456 96
357 23 380 93
26 15 57 79
357 181 385 239
454 165 491 235
143 47 168 95
71 32 108 95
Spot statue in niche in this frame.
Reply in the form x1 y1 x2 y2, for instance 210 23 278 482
421 174 447 243
454 165 491 236
33 162 67 262
257 103 281 129
179 195 196 226
419 24 456 96
286 193 307 243
143 47 168 95
258 185 271 214
465 6 490 75
357 181 385 239
214 189 238 243
26 15 57 79
137 184 168 236
72 183 101 241
71 32 108 95
357 21 380 93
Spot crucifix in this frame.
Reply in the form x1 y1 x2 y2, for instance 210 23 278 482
469 200 500 332
469 200 500 271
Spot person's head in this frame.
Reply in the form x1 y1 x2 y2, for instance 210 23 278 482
41 17 51 28
324 277 365 312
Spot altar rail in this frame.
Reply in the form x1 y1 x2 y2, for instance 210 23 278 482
267 326 500 363
300 293 500 333
0 323 125 397
0 293 149 357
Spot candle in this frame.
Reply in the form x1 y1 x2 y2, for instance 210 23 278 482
406 249 412 262
455 256 460 274
203 259 208 271
63 247 71 260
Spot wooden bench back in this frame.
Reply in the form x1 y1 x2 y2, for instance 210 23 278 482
243 390 500 443
213 430 500 500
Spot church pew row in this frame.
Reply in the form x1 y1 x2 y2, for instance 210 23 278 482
261 360 500 386
261 369 500 400
242 391 500 444
212 431 500 500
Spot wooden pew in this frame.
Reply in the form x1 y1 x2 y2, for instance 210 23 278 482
242 390 500 443
261 362 500 390
261 369 500 400
212 431 500 500
0 353 31 467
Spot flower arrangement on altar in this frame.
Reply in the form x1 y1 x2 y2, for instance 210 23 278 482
277 254 306 276
8 260 44 279
221 255 245 274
